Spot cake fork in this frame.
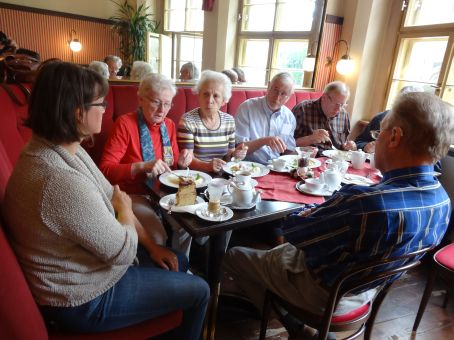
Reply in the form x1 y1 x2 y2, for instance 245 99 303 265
167 198 175 214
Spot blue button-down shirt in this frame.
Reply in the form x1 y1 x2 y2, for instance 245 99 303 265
282 165 451 288
235 96 296 164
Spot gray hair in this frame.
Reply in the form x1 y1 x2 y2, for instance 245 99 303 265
323 81 350 98
388 92 454 161
193 70 232 102
399 85 424 95
104 55 122 65
270 72 295 92
138 73 177 98
130 61 153 81
88 61 109 79
180 62 200 79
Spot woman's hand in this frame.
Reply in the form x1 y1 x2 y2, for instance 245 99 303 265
178 149 193 168
144 159 172 178
233 143 248 161
111 185 134 225
148 244 179 272
211 158 226 172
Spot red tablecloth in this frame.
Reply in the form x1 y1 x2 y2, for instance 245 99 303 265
255 157 380 204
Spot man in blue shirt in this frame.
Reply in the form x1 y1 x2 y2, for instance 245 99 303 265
235 72 297 164
224 92 453 335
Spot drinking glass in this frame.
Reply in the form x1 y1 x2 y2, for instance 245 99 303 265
207 181 225 215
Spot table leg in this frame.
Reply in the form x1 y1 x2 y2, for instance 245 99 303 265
202 231 228 340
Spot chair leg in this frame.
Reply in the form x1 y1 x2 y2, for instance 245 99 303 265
364 284 392 340
412 266 438 333
442 291 449 309
259 292 272 340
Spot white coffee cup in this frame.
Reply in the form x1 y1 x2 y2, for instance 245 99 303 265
235 170 252 186
272 159 286 171
305 178 324 192
351 150 367 170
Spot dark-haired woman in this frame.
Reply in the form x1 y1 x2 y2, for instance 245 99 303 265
2 61 209 339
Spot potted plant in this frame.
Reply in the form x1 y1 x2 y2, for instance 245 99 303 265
110 0 159 70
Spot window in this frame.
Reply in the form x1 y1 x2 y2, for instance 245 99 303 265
164 0 204 79
236 0 325 85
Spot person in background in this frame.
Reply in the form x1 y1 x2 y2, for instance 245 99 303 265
178 69 247 173
232 67 246 83
0 30 18 56
221 69 238 84
235 72 296 164
104 55 122 78
100 73 183 248
3 61 209 339
130 61 153 81
355 85 424 153
88 61 109 79
293 81 356 152
224 92 453 338
179 62 199 81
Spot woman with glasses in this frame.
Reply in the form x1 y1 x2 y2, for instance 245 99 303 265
3 62 209 339
293 81 356 152
100 73 184 248
178 69 247 173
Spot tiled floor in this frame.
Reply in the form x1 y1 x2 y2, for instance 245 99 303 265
214 266 454 339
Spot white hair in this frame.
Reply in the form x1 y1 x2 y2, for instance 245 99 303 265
138 73 176 98
180 62 200 79
323 81 350 98
193 70 232 102
130 61 153 81
88 61 109 79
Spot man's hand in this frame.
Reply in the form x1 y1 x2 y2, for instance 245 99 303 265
363 141 376 153
148 244 179 272
233 143 248 161
144 159 172 178
342 140 357 151
310 129 330 144
266 136 287 153
211 158 226 172
178 149 193 168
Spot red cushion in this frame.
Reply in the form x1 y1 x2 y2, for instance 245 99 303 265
0 225 48 340
435 243 454 271
50 310 183 339
331 303 370 323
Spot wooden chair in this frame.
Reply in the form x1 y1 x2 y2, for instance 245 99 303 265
259 247 433 340
412 243 454 333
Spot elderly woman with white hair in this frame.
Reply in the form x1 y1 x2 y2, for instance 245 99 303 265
88 61 109 79
130 61 153 81
100 73 183 248
178 70 247 172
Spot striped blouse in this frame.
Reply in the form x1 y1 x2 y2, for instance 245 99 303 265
177 108 236 161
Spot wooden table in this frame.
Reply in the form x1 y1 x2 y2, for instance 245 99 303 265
146 178 301 340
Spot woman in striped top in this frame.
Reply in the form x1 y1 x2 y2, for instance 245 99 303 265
177 70 247 172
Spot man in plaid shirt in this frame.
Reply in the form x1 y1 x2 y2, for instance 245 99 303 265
293 81 357 152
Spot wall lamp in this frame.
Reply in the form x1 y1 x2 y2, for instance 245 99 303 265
326 39 354 75
68 29 82 53
303 41 317 72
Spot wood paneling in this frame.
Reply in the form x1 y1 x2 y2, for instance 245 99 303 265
0 7 121 65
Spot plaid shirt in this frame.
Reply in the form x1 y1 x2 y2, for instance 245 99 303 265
292 98 350 150
282 165 451 288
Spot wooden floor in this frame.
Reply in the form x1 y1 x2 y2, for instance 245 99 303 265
215 265 454 339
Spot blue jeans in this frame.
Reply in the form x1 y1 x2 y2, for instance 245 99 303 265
40 247 210 340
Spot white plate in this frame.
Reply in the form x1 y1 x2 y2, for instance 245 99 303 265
159 170 212 189
159 194 205 210
230 202 257 210
295 181 334 197
342 174 375 186
278 155 321 169
322 150 351 161
222 161 270 177
267 164 292 173
195 205 234 222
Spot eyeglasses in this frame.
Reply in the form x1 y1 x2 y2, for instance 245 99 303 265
145 97 173 110
326 94 347 109
370 130 380 140
87 100 108 109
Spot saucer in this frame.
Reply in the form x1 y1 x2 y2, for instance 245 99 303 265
295 181 334 197
267 164 291 173
195 206 234 222
230 202 257 210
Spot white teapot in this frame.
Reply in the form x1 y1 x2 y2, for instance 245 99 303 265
350 149 367 169
228 180 260 207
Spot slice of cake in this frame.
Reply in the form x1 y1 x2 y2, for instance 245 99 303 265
175 176 197 206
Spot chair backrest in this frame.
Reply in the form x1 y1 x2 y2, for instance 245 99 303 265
320 246 433 337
